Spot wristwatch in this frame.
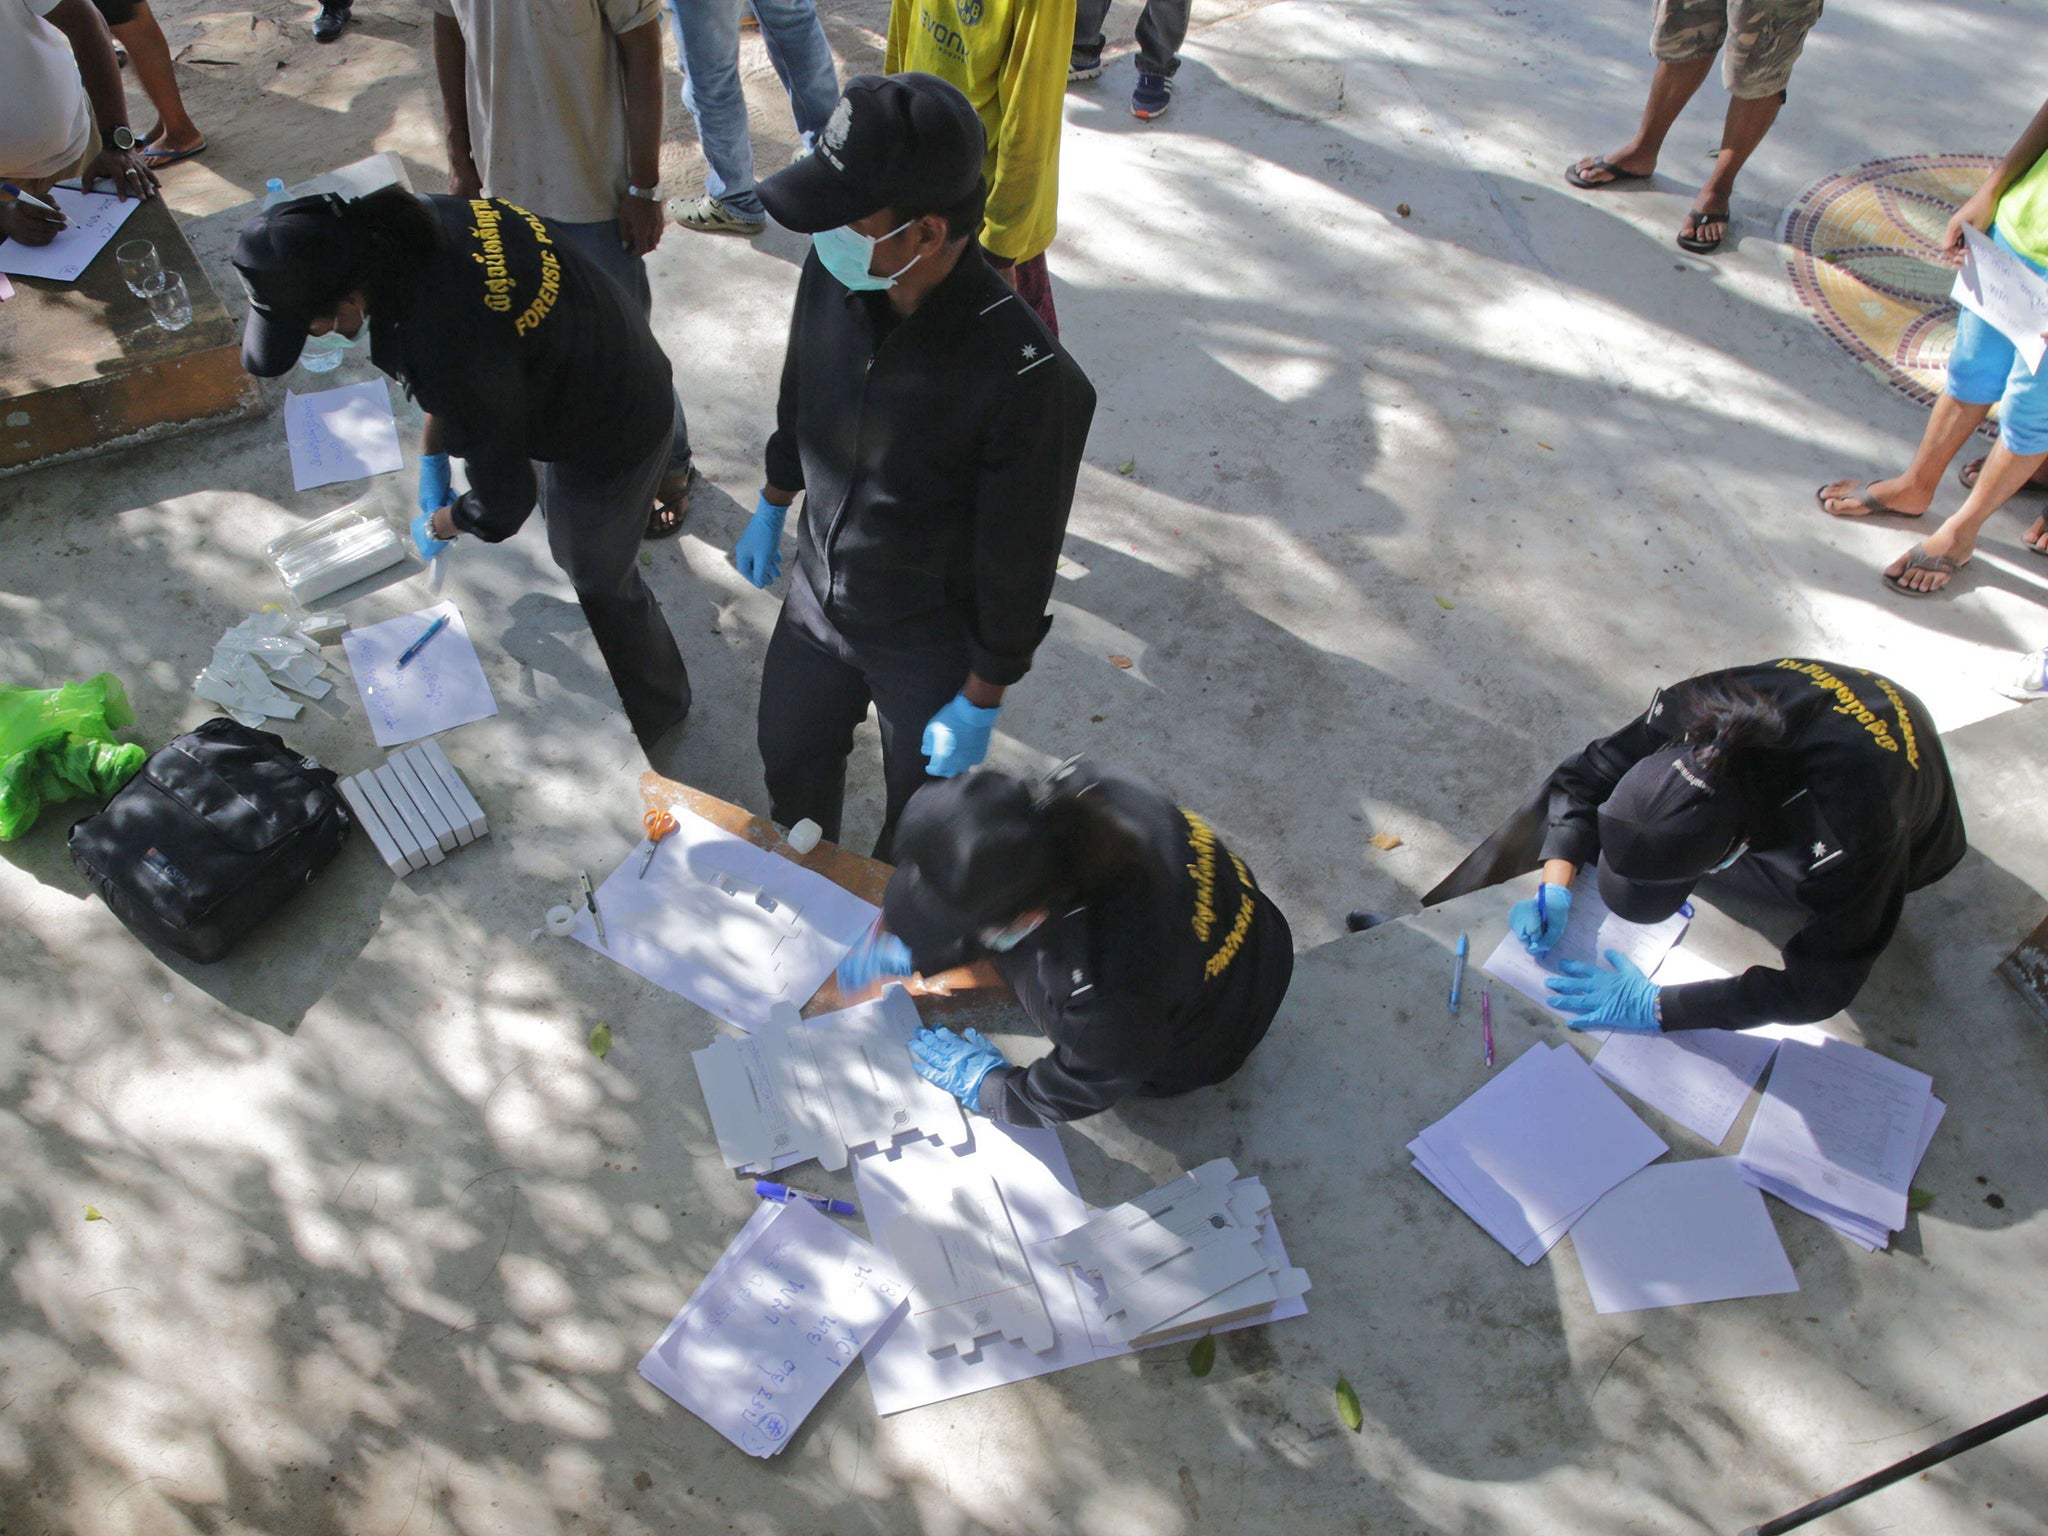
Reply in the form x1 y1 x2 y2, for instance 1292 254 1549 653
103 124 136 152
626 184 659 201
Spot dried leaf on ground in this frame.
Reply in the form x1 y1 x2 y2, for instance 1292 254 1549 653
1435 595 1455 610
588 1023 613 1059
1109 655 1133 669
1369 832 1402 851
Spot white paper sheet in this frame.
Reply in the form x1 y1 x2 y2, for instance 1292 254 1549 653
572 802 878 1029
1569 1158 1799 1314
1483 877 1692 1011
0 187 141 280
1748 1094 1944 1250
1410 1043 1668 1264
340 601 498 747
1954 223 2048 375
860 1125 1308 1416
283 380 405 490
638 1199 908 1456
1738 1038 1933 1238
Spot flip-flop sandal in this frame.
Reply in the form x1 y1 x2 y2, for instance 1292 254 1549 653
1565 156 1653 190
1882 547 1961 598
2025 515 2048 556
644 466 697 542
1815 479 1915 517
1677 207 1729 254
140 139 207 170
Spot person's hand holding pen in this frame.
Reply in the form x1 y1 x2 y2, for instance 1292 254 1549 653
0 185 68 248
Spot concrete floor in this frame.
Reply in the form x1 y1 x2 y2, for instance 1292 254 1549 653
4 0 2047 1532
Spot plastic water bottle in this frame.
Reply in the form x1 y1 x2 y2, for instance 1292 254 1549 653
263 177 288 208
299 333 347 373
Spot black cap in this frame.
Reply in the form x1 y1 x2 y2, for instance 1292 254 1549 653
883 772 1057 973
231 193 365 376
757 73 986 234
1594 746 1746 923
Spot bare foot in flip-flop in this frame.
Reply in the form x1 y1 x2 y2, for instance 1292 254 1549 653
1816 475 1930 518
2025 512 2048 554
1883 533 1972 596
1566 151 1657 189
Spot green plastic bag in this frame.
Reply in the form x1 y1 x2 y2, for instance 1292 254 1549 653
0 673 148 841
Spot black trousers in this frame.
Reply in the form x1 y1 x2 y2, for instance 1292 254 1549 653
542 425 691 746
756 567 968 859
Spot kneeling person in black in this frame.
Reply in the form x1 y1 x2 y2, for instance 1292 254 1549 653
233 189 692 747
837 761 1295 1126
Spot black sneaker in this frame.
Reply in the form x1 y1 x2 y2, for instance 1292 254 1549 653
1132 73 1174 119
312 1 352 42
1068 61 1102 84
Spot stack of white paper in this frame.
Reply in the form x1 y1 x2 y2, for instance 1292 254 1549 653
1570 1157 1799 1314
1737 1037 1943 1250
1410 1043 1668 1264
692 989 970 1176
1046 1159 1311 1347
638 1199 908 1457
1483 877 1692 1010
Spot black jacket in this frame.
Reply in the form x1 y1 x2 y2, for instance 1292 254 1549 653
368 196 674 543
899 761 1294 1125
1432 660 1966 1030
764 245 1096 686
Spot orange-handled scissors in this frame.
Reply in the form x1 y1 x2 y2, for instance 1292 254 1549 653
638 807 678 878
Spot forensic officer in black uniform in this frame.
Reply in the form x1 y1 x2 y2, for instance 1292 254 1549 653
835 760 1295 1126
1422 659 1966 1032
232 188 692 748
730 73 1096 857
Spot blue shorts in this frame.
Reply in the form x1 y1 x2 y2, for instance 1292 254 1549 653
1946 224 2048 456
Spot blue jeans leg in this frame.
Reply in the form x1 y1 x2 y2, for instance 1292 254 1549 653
552 219 694 480
669 0 762 223
749 0 840 145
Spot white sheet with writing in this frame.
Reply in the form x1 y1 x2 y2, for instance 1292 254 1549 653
1483 877 1691 1012
1954 223 2048 375
0 187 142 281
285 379 405 490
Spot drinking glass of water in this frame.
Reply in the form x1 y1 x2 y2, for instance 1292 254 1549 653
140 270 192 331
115 239 161 297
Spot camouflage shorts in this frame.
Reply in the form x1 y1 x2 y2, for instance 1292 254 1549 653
1651 0 1823 100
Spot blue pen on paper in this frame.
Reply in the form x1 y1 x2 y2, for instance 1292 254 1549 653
394 613 450 669
2 183 61 216
754 1180 857 1217
1449 931 1469 1014
1535 883 1548 944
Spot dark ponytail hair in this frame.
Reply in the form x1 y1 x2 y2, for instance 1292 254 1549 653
325 187 443 315
1677 680 1787 783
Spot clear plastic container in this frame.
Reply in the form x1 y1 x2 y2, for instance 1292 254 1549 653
263 497 406 603
298 333 347 373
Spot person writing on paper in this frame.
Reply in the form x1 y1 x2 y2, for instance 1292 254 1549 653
1423 661 1965 1033
1817 92 2048 594
836 760 1294 1126
231 188 693 750
2 0 159 247
735 74 1095 858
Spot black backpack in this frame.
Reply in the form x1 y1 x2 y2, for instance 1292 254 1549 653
69 717 353 962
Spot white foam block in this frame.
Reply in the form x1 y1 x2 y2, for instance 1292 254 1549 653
371 764 442 866
338 774 409 876
386 752 459 853
415 739 487 840
350 770 427 872
396 744 469 848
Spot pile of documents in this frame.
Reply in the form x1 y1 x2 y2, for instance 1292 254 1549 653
1737 1037 1944 1251
192 611 336 726
336 740 487 876
1047 1159 1310 1347
1410 1042 1668 1264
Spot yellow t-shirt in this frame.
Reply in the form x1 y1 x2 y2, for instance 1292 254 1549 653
1997 150 2048 269
885 0 1074 263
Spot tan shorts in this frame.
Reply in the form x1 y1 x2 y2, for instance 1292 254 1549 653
1651 0 1823 100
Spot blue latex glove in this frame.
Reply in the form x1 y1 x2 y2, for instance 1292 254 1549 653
909 1025 1010 1111
921 694 1000 777
418 452 453 517
735 492 788 587
1546 948 1661 1032
1509 882 1572 956
836 930 914 994
411 506 452 563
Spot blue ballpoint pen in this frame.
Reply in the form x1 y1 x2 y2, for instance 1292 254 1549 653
395 613 450 669
1535 883 1548 945
754 1180 857 1217
1449 932 1468 1014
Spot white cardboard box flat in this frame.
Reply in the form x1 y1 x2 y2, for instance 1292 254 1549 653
415 739 486 841
397 745 470 847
